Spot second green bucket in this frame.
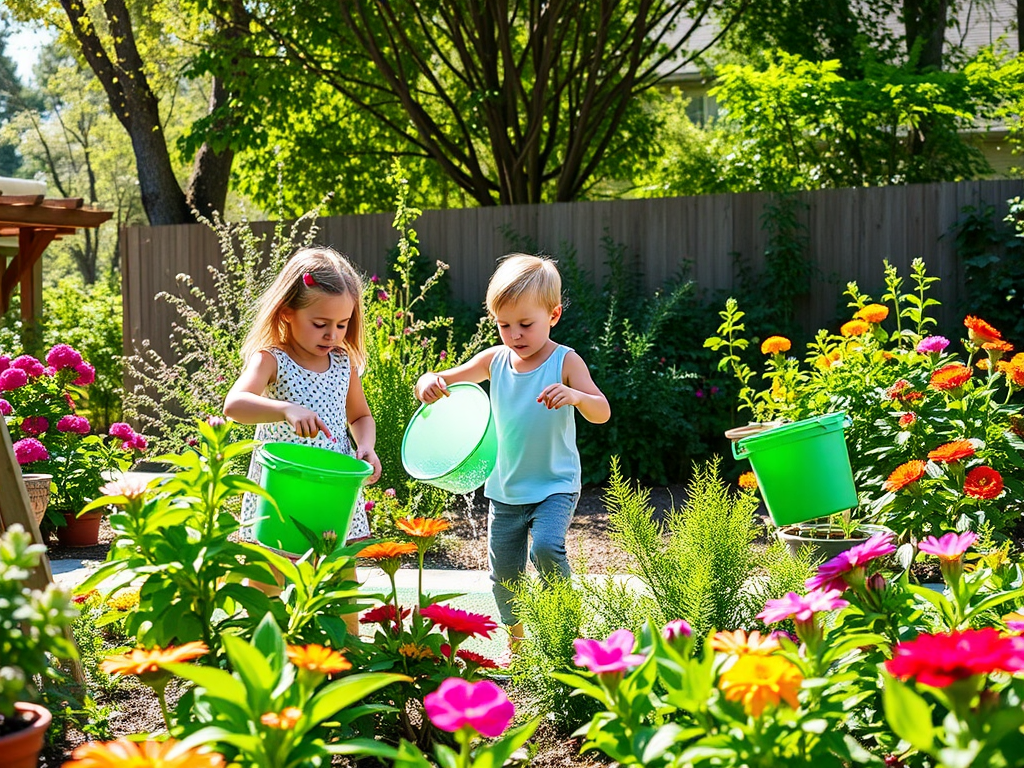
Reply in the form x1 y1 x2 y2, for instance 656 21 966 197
254 442 372 555
732 412 858 526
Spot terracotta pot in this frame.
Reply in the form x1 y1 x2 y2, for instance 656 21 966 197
0 701 52 768
20 474 53 526
55 510 103 548
776 522 892 562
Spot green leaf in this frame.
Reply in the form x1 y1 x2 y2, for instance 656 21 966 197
162 662 248 705
222 633 277 697
325 738 400 760
304 673 412 728
392 739 435 768
882 674 935 753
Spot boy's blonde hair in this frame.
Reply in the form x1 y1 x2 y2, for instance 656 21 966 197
241 246 367 371
485 253 562 316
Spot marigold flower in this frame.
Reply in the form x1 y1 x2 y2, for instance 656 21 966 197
840 319 871 337
983 340 1014 353
738 471 757 490
99 476 151 501
64 738 224 768
1000 353 1024 388
424 677 514 738
815 350 842 369
709 629 780 656
399 643 435 660
916 335 950 354
760 336 791 355
261 706 302 729
886 628 1021 687
854 304 889 323
719 654 803 717
573 628 646 673
927 440 975 463
99 642 209 676
358 541 418 560
963 466 1004 499
930 363 972 391
420 603 498 639
883 460 926 493
13 437 48 465
396 517 450 538
964 315 1002 345
919 531 977 561
898 412 916 428
287 644 352 674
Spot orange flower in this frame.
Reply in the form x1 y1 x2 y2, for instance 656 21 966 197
999 353 1024 388
930 363 972 391
398 643 435 660
287 644 352 674
815 350 842 370
359 541 418 560
760 336 791 355
261 706 303 730
99 641 209 676
964 315 1002 345
719 654 803 717
396 517 450 539
983 340 1014 352
898 412 917 428
855 304 889 323
840 319 871 337
884 460 927 493
64 738 224 768
927 440 975 464
738 471 757 491
709 629 780 656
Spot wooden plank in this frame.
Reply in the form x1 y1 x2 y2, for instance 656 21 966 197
0 419 50 589
0 194 44 205
40 198 85 209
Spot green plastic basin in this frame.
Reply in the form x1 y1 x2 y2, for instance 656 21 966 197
401 382 497 494
253 442 372 555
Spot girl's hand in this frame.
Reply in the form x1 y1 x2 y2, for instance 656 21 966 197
537 383 580 410
356 447 382 485
416 372 450 403
283 404 333 440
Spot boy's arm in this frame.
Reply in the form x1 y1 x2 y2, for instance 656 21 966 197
537 351 610 424
415 347 499 403
224 351 333 439
346 370 382 484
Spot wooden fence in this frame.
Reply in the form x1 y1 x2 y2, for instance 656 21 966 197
121 180 1024 363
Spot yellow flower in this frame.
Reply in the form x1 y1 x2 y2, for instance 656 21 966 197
106 588 140 612
738 472 757 491
287 644 352 674
99 642 209 676
840 319 871 337
709 629 780 656
398 643 435 661
854 304 889 323
64 738 224 768
720 654 803 717
815 350 842 370
760 336 791 355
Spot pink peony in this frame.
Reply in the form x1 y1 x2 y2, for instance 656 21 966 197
0 367 28 391
424 677 515 738
916 336 950 355
573 629 646 674
46 344 84 371
0 355 9 373
123 433 148 452
42 366 55 377
109 422 135 439
13 438 49 465
0 398 10 416
758 589 848 626
918 531 977 561
20 416 49 437
57 415 91 435
73 362 96 386
11 355 44 377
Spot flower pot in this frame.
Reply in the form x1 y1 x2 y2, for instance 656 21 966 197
0 701 52 768
20 474 52 526
776 522 892 562
55 510 103 548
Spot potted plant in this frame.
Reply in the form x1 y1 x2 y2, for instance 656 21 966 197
0 524 79 768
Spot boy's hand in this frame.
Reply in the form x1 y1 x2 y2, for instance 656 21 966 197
537 383 580 410
283 404 333 440
356 447 382 484
416 373 450 404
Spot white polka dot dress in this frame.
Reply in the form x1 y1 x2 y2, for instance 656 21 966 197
241 347 371 544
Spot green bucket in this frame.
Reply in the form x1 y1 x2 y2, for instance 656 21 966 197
732 412 858 526
401 382 497 494
254 442 372 555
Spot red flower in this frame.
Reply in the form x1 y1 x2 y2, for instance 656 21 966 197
360 604 410 625
964 466 1004 499
886 629 1021 687
927 440 975 463
898 412 916 428
455 649 498 669
420 603 497 639
964 315 1002 345
930 364 972 391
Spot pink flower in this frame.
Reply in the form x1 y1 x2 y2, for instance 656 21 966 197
42 366 55 377
364 500 376 512
662 619 692 645
918 531 977 561
0 398 10 416
46 344 83 371
377 290 389 302
758 589 848 626
99 476 151 500
805 532 896 591
573 629 646 674
109 422 135 439
424 677 514 738
384 488 396 498
439 350 447 360
375 316 384 328
886 629 1022 687
0 355 9 372
123 434 148 452
207 416 226 427
20 416 49 437
11 355 44 377
0 367 28 391
13 438 49 465
73 362 96 386
370 274 379 283
916 336 950 354
57 415 91 435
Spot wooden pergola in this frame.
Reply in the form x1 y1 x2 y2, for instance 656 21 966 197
0 194 113 318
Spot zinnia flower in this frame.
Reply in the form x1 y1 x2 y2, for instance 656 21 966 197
99 642 209 676
261 707 302 729
964 466 1004 499
886 628 1020 687
0 366 28 391
13 437 49 465
927 440 975 463
424 677 515 737
738 471 757 490
760 336 791 355
916 336 950 354
57 414 91 434
964 315 1002 345
757 589 848 626
11 355 44 377
840 319 871 337
930 363 972 391
359 541 418 560
64 738 224 768
898 412 916 428
805 532 896 592
573 628 646 674
360 604 411 625
883 460 926 492
396 517 450 538
918 531 977 561
708 629 780 656
287 644 352 674
420 603 498 639
854 304 889 323
46 344 84 371
99 476 151 501
73 362 96 386
20 415 49 436
719 654 803 717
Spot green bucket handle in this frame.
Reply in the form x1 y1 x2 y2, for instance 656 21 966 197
257 446 373 480
731 414 852 460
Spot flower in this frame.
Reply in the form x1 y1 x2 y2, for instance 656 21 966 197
377 290 389 302
738 471 757 490
0 366 28 391
662 618 692 643
396 517 450 538
46 344 83 371
98 476 151 501
287 644 352 674
964 315 1002 345
64 738 225 768
573 628 646 674
360 604 411 625
123 433 148 451
0 398 9 416
106 589 140 612
1000 354 1024 388
964 466 1004 499
898 412 916 428
399 643 435 660
840 319 871 337
760 336 791 355
364 500 376 511
805 532 896 591
916 335 950 354
424 677 515 737
57 415 91 434
885 628 1021 687
206 415 226 427
20 415 49 436
883 460 926 492
99 641 209 676
261 706 302 729
918 531 977 560
719 654 803 717
11 355 44 377
108 422 135 440
420 603 498 639
454 649 498 669
930 363 972 391
709 629 781 655
1004 612 1024 633
0 355 8 372
384 487 397 498
73 362 96 386
854 303 889 323
757 589 849 626
13 437 49 465
928 440 975 463
359 541 418 560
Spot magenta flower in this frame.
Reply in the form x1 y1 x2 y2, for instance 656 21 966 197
758 589 848 626
377 290 389 302
370 273 379 283
11 355 44 377
0 367 28 391
123 434 148 452
662 619 692 644
364 500 376 512
207 415 226 427
56 415 90 435
13 438 49 465
916 336 950 354
20 416 50 437
573 629 646 674
384 487 396 498
424 677 514 738
806 532 896 591
0 398 10 416
42 366 55 377
73 362 96 386
439 350 447 360
45 344 83 371
0 355 9 372
109 422 135 439
919 531 977 561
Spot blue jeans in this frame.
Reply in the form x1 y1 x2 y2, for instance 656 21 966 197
487 492 580 626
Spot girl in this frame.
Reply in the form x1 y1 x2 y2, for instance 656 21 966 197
225 246 382 552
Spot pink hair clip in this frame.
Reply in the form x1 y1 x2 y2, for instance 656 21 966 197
302 273 317 287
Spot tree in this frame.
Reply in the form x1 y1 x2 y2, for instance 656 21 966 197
0 21 26 177
197 0 744 206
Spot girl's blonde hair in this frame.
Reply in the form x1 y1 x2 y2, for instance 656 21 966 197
485 253 562 316
241 246 367 371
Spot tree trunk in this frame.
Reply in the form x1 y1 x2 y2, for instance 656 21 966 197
186 76 235 218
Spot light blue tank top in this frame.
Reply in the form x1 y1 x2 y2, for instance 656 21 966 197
484 344 581 504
